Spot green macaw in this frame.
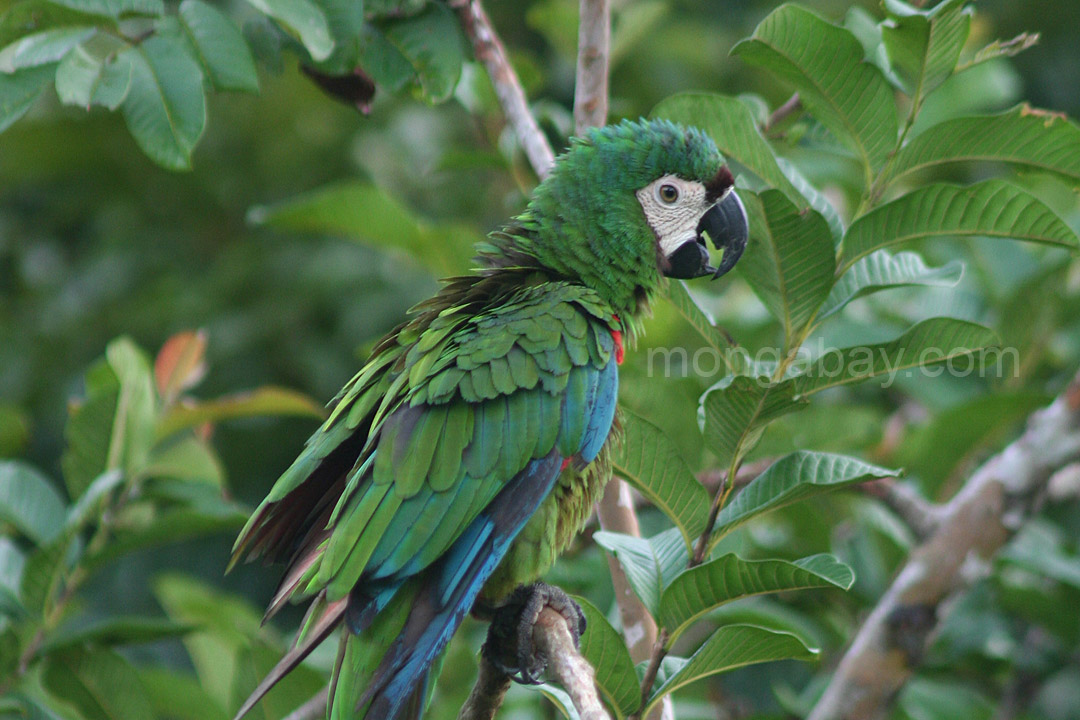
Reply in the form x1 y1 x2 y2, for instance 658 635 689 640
230 118 748 720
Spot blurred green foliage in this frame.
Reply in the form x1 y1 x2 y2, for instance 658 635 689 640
2 0 1080 719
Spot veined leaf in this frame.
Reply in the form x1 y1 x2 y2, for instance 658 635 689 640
842 180 1079 269
732 4 898 174
243 0 332 61
0 461 66 545
887 105 1080 185
20 534 74 615
593 528 689 616
0 25 93 71
775 156 845 241
376 3 465 103
119 34 206 170
574 595 638 718
54 33 133 109
611 409 709 544
42 646 155 720
664 281 734 365
819 250 963 319
882 0 970 97
659 554 854 643
644 624 817 714
0 536 27 616
712 451 901 543
65 469 124 532
700 375 806 469
793 317 999 396
0 63 55 132
739 190 835 343
157 386 324 439
178 0 258 93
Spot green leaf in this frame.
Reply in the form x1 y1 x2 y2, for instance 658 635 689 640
644 624 817 714
739 190 836 343
41 616 196 653
178 0 258 93
41 646 155 720
841 180 1080 270
143 436 225 487
0 25 94 71
700 375 807 469
792 317 1000 397
611 409 709 544
119 34 206 170
664 281 734 364
84 501 247 573
881 0 970 97
888 105 1080 186
0 461 66 545
65 469 124 533
0 63 55 133
0 536 27 616
712 451 901 542
19 535 73 615
308 0 364 72
248 179 422 248
243 0 332 62
157 386 324 439
357 23 414 92
732 4 898 174
139 667 228 720
574 595 638 718
593 529 689 616
154 574 264 709
819 250 963 320
658 554 854 643
375 2 465 103
46 0 163 17
62 338 156 499
54 33 133 109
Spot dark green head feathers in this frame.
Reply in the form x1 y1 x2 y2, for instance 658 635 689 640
478 118 748 320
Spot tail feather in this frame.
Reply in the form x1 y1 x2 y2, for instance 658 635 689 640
232 594 347 720
336 451 562 720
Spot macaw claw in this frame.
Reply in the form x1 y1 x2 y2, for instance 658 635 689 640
481 581 586 685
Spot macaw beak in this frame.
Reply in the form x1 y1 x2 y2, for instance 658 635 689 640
663 186 749 281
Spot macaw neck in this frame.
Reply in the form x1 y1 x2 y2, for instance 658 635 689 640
479 222 662 326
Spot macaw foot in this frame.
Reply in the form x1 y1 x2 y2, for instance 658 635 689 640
480 582 587 685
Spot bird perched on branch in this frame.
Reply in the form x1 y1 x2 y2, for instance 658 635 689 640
229 118 748 720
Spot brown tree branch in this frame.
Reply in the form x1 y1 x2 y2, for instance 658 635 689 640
570 2 668 715
807 370 1080 720
457 654 512 720
573 0 610 135
449 0 555 178
534 607 612 720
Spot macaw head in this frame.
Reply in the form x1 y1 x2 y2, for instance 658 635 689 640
501 118 748 318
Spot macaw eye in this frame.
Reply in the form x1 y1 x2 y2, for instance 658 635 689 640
658 184 679 204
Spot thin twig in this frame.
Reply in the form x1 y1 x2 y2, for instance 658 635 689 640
763 93 802 131
449 0 555 178
807 370 1080 720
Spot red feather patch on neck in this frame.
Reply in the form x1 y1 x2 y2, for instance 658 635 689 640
611 314 624 365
